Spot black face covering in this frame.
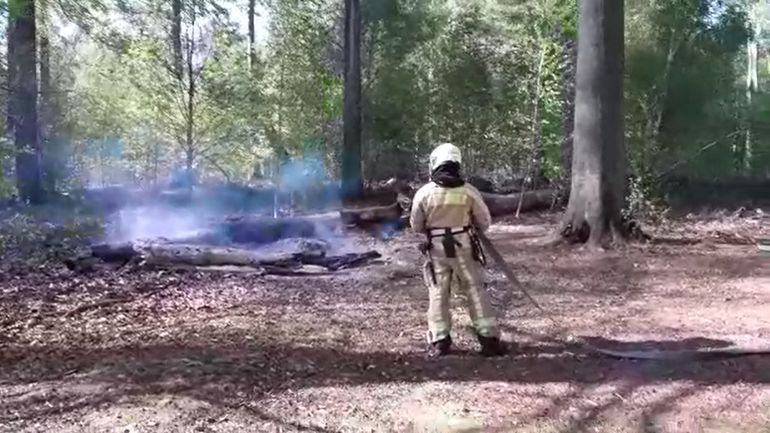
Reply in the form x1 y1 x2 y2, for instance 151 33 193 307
431 161 465 188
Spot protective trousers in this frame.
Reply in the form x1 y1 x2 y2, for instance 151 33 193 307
423 232 499 343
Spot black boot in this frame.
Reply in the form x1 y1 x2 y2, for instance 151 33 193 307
427 336 452 357
477 335 508 357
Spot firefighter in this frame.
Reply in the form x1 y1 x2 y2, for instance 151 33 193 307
410 143 508 357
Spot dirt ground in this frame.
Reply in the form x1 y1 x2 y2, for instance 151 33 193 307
1 212 769 433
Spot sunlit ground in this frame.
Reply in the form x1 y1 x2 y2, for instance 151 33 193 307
2 213 769 433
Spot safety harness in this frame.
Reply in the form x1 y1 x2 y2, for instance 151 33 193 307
420 225 487 284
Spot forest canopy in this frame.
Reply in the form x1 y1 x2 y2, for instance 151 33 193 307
0 0 765 212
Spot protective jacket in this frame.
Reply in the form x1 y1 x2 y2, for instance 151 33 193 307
410 182 491 237
410 179 498 344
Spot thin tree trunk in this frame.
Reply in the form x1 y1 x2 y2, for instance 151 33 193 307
517 44 547 218
6 17 15 147
9 0 42 203
39 0 55 193
647 30 679 170
342 0 363 200
172 0 183 79
248 0 257 73
153 140 160 186
560 0 626 247
184 2 195 176
559 33 576 204
99 138 105 186
744 6 759 173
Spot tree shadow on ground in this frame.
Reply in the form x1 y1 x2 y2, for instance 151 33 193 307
3 334 770 426
2 226 768 431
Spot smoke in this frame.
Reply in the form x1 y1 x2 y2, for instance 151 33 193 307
273 154 354 252
274 154 341 212
378 219 399 240
277 155 325 192
98 154 358 252
104 204 214 244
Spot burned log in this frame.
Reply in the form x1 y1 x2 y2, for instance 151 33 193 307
340 202 402 225
87 243 302 268
467 176 495 193
90 242 138 262
222 214 341 244
140 244 312 268
304 250 381 271
87 238 380 273
339 178 413 228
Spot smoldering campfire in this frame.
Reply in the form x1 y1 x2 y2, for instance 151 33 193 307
64 166 555 275
67 191 390 275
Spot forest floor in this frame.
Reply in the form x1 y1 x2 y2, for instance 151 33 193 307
1 210 769 433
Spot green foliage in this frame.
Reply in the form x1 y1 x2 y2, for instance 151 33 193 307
625 0 754 210
0 0 763 212
0 138 15 199
0 209 104 267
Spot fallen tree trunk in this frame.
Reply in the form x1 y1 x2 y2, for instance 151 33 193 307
90 242 138 262
303 250 382 271
87 240 380 272
340 202 402 225
481 189 555 216
140 244 312 268
221 214 341 244
90 240 323 267
338 188 556 224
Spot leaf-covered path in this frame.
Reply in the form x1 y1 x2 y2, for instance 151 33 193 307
2 215 770 432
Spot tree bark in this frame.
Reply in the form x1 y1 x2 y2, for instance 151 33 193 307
560 0 626 247
342 187 555 223
88 241 380 272
486 190 555 217
9 0 42 204
341 0 363 201
559 32 577 204
184 3 195 176
248 0 257 73
517 44 547 217
5 17 15 147
171 0 183 79
744 2 760 173
39 1 55 193
222 215 338 244
340 202 403 226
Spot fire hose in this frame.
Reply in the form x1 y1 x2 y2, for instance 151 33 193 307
475 229 770 361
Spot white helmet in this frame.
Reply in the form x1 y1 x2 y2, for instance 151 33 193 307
429 143 462 172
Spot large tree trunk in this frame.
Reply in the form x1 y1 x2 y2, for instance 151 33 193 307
9 0 42 204
341 0 363 201
560 0 626 247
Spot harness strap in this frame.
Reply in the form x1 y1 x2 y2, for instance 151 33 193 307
425 226 468 258
426 226 470 238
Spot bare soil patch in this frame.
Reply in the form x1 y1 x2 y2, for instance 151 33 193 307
1 213 769 432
